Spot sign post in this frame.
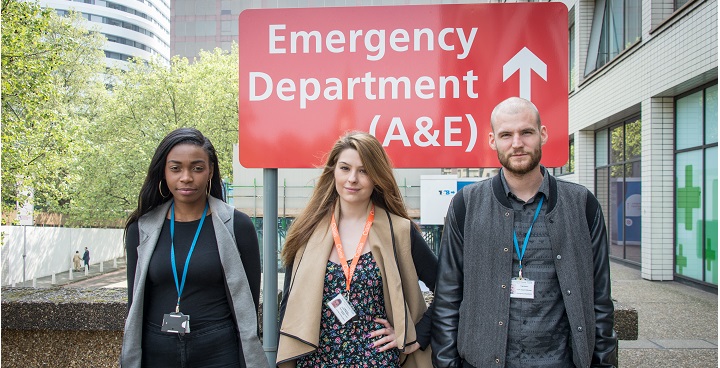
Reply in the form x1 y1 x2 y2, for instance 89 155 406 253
239 3 568 169
262 168 278 364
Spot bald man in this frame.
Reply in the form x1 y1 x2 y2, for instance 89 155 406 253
431 97 617 368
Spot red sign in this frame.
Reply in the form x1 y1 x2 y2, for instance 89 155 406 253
239 3 568 168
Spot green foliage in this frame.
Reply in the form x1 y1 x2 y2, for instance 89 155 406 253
609 119 641 178
66 46 241 226
2 0 241 227
1 0 106 218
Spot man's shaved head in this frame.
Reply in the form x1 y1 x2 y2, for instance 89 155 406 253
490 97 542 131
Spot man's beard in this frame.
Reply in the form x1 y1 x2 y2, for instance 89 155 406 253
498 146 542 176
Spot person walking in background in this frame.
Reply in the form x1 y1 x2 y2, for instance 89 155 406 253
72 251 82 271
121 128 268 368
431 97 617 368
277 131 437 368
82 247 90 270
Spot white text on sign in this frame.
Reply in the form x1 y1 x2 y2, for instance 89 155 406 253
268 24 478 61
369 114 477 153
249 71 480 109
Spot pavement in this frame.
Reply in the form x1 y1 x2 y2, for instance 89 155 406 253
10 257 128 289
610 262 718 367
8 259 718 367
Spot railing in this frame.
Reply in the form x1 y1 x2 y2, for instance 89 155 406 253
229 180 442 270
228 178 424 218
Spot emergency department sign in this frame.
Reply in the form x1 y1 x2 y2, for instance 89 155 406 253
238 3 568 168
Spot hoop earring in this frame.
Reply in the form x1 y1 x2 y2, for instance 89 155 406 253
206 179 212 197
158 181 169 198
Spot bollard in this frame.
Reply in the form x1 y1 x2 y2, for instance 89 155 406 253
11 281 16 287
69 268 74 280
51 274 56 285
113 258 117 268
85 265 89 276
100 261 104 273
32 278 37 288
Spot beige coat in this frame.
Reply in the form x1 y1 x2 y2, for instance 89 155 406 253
72 254 82 270
277 205 432 368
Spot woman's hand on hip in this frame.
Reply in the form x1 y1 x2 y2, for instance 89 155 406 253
368 317 419 354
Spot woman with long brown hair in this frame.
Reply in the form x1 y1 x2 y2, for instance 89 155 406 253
277 131 436 368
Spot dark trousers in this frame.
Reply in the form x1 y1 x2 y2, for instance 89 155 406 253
142 319 241 368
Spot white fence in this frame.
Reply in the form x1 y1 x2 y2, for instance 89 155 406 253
0 226 125 286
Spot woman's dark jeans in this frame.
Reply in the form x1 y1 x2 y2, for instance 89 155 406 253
142 319 241 367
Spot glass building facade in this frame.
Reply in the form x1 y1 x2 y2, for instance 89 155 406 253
596 118 642 264
675 83 718 285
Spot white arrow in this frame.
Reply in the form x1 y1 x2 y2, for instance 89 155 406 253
503 47 547 101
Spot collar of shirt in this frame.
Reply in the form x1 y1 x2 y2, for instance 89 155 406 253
499 166 551 205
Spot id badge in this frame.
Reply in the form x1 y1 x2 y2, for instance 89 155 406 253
510 278 535 299
327 293 356 324
161 312 191 335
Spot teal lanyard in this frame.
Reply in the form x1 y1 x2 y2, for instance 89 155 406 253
512 195 544 279
170 201 209 313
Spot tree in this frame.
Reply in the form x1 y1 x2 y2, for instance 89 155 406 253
67 46 240 226
1 0 106 220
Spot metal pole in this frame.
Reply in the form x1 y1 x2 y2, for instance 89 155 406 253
22 225 26 284
253 178 258 223
262 168 278 365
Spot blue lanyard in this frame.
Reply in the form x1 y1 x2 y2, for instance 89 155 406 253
512 195 544 279
170 201 209 313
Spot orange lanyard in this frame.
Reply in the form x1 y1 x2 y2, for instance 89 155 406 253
331 204 375 294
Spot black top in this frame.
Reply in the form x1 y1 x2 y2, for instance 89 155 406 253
126 210 261 326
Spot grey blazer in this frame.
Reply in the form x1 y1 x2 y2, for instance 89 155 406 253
120 196 268 368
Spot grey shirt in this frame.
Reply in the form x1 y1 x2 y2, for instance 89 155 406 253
501 170 573 367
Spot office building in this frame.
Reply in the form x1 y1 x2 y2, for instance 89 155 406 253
40 0 171 67
170 0 247 59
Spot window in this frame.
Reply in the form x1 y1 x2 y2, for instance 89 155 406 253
675 83 718 285
595 117 642 264
553 135 574 176
195 0 216 16
104 34 149 52
104 50 133 61
221 20 234 36
584 0 642 76
675 0 690 10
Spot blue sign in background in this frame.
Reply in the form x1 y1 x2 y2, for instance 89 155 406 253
616 180 641 244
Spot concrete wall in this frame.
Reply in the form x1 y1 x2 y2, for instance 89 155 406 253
0 286 639 367
0 226 125 286
2 288 126 368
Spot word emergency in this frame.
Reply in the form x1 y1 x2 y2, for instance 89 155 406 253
268 24 478 61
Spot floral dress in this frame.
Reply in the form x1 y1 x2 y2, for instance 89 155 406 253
297 252 400 367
